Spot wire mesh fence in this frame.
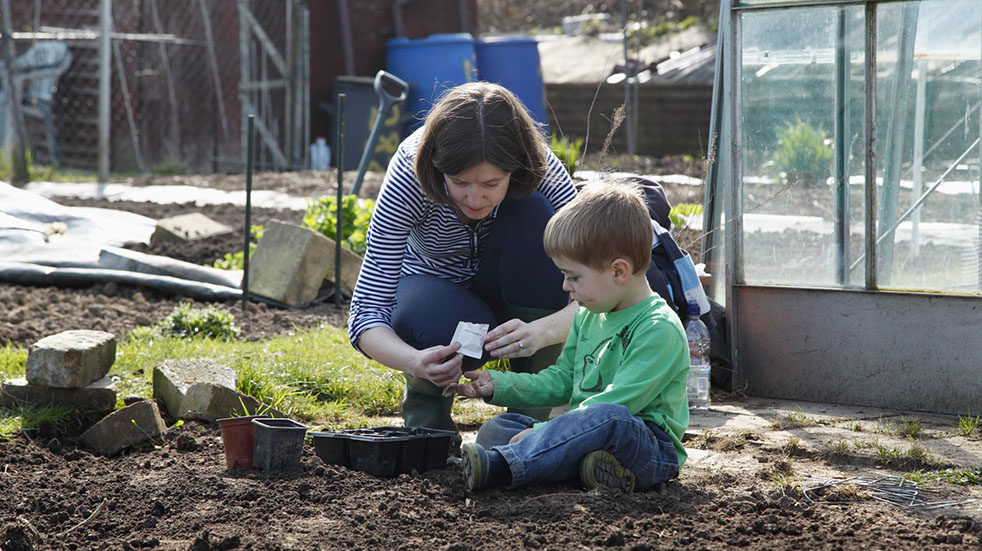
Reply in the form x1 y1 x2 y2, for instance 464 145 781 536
1 0 307 175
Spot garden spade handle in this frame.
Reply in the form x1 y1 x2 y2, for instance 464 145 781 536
351 70 408 196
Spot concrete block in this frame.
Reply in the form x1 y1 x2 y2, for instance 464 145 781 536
152 358 237 421
177 382 284 423
151 212 233 243
320 234 364 294
0 376 117 413
247 220 334 306
25 330 116 388
81 399 167 456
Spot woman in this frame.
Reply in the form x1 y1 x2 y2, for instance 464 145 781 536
348 82 580 432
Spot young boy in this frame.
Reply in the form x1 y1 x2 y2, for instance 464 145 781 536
454 180 690 494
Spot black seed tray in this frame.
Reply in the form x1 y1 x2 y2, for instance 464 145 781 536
309 426 455 477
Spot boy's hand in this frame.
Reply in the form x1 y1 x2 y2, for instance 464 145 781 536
454 370 494 399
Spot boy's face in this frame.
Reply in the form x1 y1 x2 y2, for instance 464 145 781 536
553 256 623 314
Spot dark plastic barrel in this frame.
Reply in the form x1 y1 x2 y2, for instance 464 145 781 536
475 37 547 123
386 33 477 135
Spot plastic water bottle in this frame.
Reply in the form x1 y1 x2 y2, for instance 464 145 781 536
685 306 711 410
310 137 330 171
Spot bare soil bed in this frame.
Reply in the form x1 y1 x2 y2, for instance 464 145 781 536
3 164 981 550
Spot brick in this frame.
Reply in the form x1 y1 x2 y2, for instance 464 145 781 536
25 330 116 388
0 376 117 413
80 399 167 456
152 358 237 421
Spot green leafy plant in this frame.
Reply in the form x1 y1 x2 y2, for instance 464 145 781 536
213 225 264 270
669 202 703 229
155 303 240 340
896 415 923 439
550 134 584 175
303 194 375 256
772 117 834 186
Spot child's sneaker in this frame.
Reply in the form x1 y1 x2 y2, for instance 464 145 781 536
579 450 636 495
460 442 489 491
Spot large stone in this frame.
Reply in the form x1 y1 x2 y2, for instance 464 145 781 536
0 376 117 413
152 358 237 421
151 212 233 243
319 234 364 294
177 382 284 423
247 220 361 306
25 330 116 388
80 399 167 456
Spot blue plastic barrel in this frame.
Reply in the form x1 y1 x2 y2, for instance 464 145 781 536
386 33 477 135
475 37 547 123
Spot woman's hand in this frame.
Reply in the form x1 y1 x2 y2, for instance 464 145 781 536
484 318 539 359
411 342 463 388
454 370 494 399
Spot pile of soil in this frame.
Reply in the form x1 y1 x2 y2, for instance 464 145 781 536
3 165 981 550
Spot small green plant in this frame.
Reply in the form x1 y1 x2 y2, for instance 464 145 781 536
549 134 584 175
668 202 703 229
772 405 816 429
772 117 833 186
213 225 264 270
303 194 375 256
155 303 240 340
820 440 851 462
957 413 981 436
896 415 923 439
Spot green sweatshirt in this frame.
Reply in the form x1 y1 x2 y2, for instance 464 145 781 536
488 294 690 467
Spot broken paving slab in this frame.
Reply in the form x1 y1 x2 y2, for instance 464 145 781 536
81 399 167 456
247 220 334 306
0 376 117 412
150 212 233 244
177 382 284 423
26 330 116 388
152 358 238 421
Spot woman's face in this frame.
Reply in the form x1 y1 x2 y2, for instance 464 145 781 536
444 162 511 222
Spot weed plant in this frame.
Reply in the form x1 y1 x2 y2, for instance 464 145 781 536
957 414 980 436
213 225 264 270
549 134 583 175
896 415 923 439
155 303 240 340
0 404 76 441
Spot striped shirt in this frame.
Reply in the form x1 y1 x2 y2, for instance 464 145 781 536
348 127 577 350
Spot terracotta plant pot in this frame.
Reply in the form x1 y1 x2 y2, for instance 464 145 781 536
217 415 268 470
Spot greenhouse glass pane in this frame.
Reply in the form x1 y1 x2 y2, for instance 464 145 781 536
738 6 865 285
874 0 982 293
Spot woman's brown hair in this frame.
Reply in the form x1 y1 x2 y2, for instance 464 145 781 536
414 82 548 204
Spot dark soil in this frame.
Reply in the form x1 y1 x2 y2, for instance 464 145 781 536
3 162 981 550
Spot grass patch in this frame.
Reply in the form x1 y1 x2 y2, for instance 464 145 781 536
821 440 851 461
0 343 27 379
112 324 501 431
0 404 78 441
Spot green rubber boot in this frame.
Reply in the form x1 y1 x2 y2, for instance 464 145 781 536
401 374 458 432
505 305 564 422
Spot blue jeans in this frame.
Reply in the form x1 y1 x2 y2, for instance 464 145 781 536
475 402 680 490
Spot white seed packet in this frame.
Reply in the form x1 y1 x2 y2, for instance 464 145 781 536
450 321 489 359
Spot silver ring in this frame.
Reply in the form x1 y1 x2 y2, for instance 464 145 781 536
517 341 524 350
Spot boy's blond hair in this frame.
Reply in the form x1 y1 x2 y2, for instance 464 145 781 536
543 180 652 274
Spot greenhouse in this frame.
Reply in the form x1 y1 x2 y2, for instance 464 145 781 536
702 0 981 414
